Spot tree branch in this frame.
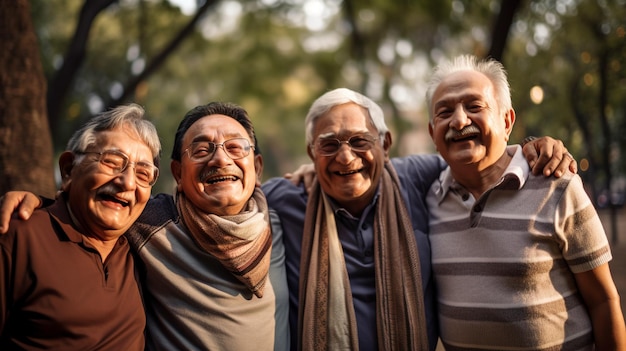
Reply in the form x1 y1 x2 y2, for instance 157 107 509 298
108 0 219 108
46 0 118 134
487 0 523 61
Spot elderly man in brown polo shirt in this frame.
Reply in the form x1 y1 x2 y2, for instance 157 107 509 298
0 104 160 350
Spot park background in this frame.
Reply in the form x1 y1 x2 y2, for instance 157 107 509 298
2 0 625 346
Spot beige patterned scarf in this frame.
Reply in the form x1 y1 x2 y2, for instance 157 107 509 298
298 162 429 350
176 187 272 298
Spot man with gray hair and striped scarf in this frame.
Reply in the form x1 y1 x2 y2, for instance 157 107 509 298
426 54 626 349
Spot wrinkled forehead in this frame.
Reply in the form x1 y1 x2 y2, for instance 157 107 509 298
433 71 495 102
92 128 154 158
313 104 376 138
183 115 249 143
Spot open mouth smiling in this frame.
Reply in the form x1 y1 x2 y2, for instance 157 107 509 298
335 168 362 176
204 175 239 184
446 125 481 143
98 193 130 207
452 133 479 142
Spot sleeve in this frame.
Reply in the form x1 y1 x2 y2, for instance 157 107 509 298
556 174 612 273
391 154 448 198
268 209 291 351
0 229 17 333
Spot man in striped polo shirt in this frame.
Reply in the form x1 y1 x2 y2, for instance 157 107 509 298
425 54 625 350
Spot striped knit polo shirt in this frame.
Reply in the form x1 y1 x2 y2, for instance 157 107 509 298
427 145 611 350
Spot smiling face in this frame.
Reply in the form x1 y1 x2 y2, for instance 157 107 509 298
172 114 260 216
428 70 515 171
308 103 391 216
61 127 154 241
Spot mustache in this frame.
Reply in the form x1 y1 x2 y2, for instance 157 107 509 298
199 167 243 182
96 184 132 202
444 125 481 142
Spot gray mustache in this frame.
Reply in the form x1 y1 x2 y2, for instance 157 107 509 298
444 125 481 142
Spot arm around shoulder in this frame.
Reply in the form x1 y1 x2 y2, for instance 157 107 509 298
0 191 45 234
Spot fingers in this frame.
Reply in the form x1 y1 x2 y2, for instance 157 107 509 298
568 153 578 174
534 142 576 178
302 172 317 195
0 191 41 234
552 151 578 178
523 136 558 176
284 164 316 188
522 136 576 178
522 142 540 171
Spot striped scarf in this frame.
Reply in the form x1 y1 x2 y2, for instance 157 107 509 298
176 187 272 298
298 162 429 350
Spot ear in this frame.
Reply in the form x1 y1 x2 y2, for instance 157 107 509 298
382 131 392 160
504 108 516 142
254 154 263 186
58 151 76 191
171 160 183 192
307 144 315 161
427 122 437 151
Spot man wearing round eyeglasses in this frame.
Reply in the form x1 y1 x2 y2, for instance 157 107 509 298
0 104 160 350
127 102 289 351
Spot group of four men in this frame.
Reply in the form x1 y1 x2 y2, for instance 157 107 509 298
1 55 624 350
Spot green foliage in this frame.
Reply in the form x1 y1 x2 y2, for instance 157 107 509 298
29 0 626 198
504 0 626 199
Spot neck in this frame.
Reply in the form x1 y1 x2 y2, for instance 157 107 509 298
450 149 513 199
66 201 118 262
82 236 118 262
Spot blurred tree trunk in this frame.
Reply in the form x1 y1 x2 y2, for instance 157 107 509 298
0 0 56 198
488 0 523 61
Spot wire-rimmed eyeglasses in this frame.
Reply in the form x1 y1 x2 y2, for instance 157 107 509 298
184 138 254 162
77 150 159 188
312 134 379 156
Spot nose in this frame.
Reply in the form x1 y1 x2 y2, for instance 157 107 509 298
116 164 137 189
334 142 357 164
449 105 472 130
206 144 231 165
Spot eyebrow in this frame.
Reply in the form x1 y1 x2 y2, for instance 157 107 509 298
190 133 244 143
434 93 485 109
317 130 371 139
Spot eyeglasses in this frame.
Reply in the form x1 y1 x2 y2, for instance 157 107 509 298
184 138 254 162
312 134 379 156
78 150 159 188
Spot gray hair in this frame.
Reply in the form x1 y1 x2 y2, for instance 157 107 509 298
304 88 389 145
67 103 161 168
425 55 512 122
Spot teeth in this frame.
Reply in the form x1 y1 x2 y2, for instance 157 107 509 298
338 170 359 175
101 194 129 206
206 176 237 184
454 135 476 141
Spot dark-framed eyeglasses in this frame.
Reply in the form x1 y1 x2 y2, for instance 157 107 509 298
184 138 254 162
77 150 159 188
312 134 379 156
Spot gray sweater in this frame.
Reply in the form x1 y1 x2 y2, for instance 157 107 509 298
126 193 290 351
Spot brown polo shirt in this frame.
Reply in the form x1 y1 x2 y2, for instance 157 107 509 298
0 196 145 350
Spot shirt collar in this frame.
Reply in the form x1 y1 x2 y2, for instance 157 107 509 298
330 185 381 220
47 194 86 243
432 144 529 204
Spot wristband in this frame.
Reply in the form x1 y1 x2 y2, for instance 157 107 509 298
521 136 537 147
